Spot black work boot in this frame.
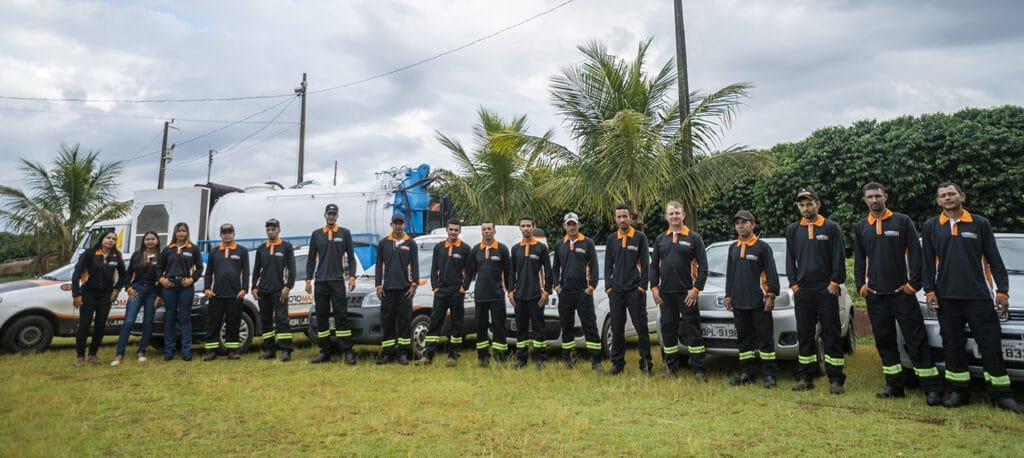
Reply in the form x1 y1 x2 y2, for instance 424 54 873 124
258 350 276 360
875 385 906 398
562 351 575 369
608 363 625 375
995 397 1024 414
944 391 970 408
310 352 332 364
639 359 653 376
280 350 292 362
375 352 395 365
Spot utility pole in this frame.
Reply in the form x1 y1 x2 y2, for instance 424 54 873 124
674 0 697 229
157 119 174 189
296 73 307 185
207 149 216 183
333 160 338 186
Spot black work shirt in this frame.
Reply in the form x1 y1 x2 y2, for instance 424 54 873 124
126 250 160 287
649 227 707 293
604 227 649 292
203 243 250 298
785 215 846 290
853 210 922 296
922 210 1008 300
509 239 553 300
306 225 357 282
553 234 599 293
725 237 780 309
72 249 127 296
160 242 203 282
375 233 418 290
431 239 472 293
252 240 296 293
469 241 510 302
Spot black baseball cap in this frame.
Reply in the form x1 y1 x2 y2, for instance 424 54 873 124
265 218 280 228
325 203 339 214
796 188 820 202
733 210 756 223
391 213 405 223
220 223 235 234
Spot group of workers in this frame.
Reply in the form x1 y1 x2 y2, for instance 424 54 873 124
70 181 1020 414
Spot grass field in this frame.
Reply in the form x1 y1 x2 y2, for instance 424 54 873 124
1 336 1022 457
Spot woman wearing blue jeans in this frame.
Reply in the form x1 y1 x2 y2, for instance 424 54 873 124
158 222 204 361
111 231 162 366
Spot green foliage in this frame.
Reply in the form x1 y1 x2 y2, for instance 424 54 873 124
0 144 131 268
700 106 1024 245
0 232 36 263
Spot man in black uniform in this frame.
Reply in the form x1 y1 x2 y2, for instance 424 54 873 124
306 203 358 364
853 183 942 405
552 212 602 371
375 213 419 365
786 188 847 394
419 218 473 367
508 216 553 369
650 201 708 381
724 210 780 388
469 221 511 367
202 223 250 361
252 218 297 362
605 204 652 375
923 182 1022 413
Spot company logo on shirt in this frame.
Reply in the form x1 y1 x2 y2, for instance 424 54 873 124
400 245 411 251
575 248 586 254
961 231 978 239
490 256 501 261
815 234 830 241
333 237 345 243
627 245 638 251
230 254 241 260
453 253 463 259
745 254 759 261
678 240 691 246
884 230 901 237
183 252 193 257
274 252 284 257
528 254 539 260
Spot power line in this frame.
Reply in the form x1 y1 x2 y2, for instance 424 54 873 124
0 104 297 124
169 96 297 170
173 97 296 147
0 93 292 104
311 0 578 95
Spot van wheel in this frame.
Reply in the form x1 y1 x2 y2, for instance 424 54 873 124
843 312 857 354
411 314 431 359
220 312 255 352
1 315 54 353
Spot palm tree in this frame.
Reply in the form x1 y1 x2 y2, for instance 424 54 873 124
526 38 772 227
0 144 131 268
435 108 557 225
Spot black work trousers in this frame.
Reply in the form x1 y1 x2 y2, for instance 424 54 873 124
514 297 546 362
659 291 705 372
867 293 941 393
258 290 292 352
425 289 465 359
794 288 846 385
938 298 1013 401
381 288 412 357
558 290 602 363
475 300 508 360
609 289 651 367
314 280 352 354
733 307 778 378
77 289 113 357
205 297 242 352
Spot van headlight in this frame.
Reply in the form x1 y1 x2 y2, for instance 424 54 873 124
362 293 381 307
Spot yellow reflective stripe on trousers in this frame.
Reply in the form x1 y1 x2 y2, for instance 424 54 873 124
561 341 575 350
984 372 1011 387
585 341 601 350
204 342 219 349
663 345 679 354
261 331 276 339
492 343 508 351
425 336 441 343
824 355 844 366
381 339 397 347
738 351 756 361
882 364 902 375
532 340 546 348
758 351 776 360
516 341 529 348
687 346 706 354
276 333 293 340
317 330 331 338
476 341 490 349
914 367 938 377
335 330 352 337
224 342 240 349
450 337 463 344
945 370 970 382
798 355 817 365
397 338 412 346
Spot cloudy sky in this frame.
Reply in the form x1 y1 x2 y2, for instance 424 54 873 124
1 0 1022 200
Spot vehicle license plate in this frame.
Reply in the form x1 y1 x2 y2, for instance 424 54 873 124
701 323 736 339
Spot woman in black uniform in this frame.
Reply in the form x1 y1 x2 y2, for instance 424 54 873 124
158 222 204 361
111 231 162 366
71 229 126 366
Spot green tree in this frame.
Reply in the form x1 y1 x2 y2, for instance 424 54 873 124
0 144 131 268
513 39 771 229
700 105 1024 245
435 108 557 225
